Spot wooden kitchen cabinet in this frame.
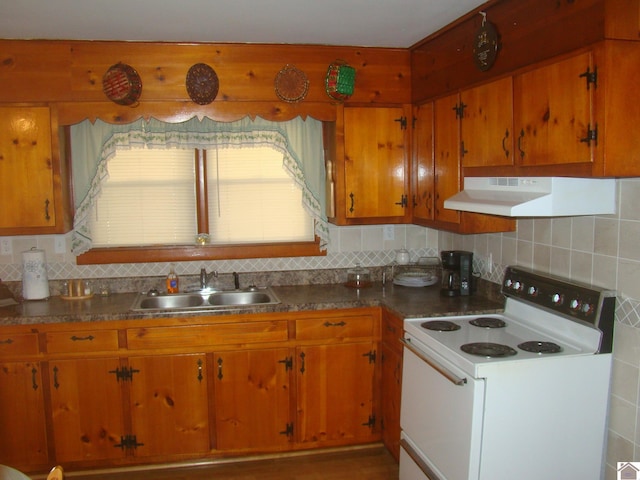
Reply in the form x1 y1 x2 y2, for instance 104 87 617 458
0 106 70 234
514 51 594 168
50 353 210 464
296 342 378 446
213 348 293 452
338 106 410 223
0 361 49 469
411 95 514 234
380 309 404 462
460 76 514 168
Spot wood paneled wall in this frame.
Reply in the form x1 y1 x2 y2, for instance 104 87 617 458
0 40 410 124
410 0 640 102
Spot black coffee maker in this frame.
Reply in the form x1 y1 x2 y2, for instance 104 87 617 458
440 250 473 296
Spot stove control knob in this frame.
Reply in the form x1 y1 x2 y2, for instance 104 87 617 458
527 286 538 296
513 281 523 292
551 293 564 305
569 299 581 311
581 303 595 315
504 279 513 288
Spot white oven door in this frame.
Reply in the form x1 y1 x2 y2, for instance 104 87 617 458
400 334 485 480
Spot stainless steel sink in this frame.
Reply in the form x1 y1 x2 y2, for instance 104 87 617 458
131 288 280 312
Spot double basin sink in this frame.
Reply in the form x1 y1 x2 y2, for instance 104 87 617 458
131 287 280 312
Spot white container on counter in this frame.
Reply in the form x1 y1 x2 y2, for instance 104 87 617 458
22 248 50 300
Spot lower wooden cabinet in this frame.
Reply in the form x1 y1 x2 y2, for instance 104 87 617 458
213 348 293 451
0 361 49 470
296 342 378 446
1 307 383 473
380 309 404 461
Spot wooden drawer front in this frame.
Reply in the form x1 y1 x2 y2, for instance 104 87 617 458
127 321 288 350
0 333 38 357
295 315 374 340
46 330 119 354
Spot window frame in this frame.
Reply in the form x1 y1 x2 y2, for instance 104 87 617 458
70 132 326 265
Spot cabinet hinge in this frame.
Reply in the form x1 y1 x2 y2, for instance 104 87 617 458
460 140 468 158
579 66 598 90
114 434 144 451
278 356 293 371
362 350 377 364
108 366 140 382
453 102 467 119
279 422 294 437
580 123 598 146
362 414 376 429
394 116 408 130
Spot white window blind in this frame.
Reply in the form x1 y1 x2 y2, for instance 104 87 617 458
207 146 314 243
89 148 197 246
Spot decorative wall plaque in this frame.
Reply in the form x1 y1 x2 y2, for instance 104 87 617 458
473 12 499 72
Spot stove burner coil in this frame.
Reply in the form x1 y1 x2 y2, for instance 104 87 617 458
518 341 563 354
420 320 461 332
469 317 506 329
461 342 518 358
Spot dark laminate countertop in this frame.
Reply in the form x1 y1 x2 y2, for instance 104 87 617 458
0 282 505 326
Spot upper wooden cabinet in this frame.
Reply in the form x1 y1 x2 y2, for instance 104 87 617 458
513 52 594 169
412 96 515 234
0 106 70 234
331 106 410 225
460 76 514 168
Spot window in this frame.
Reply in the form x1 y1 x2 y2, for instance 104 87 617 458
88 145 314 248
70 116 329 264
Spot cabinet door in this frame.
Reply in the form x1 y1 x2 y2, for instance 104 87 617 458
0 107 56 229
381 311 403 462
213 348 292 451
49 357 126 463
461 76 514 167
0 361 48 469
296 342 377 445
433 94 461 225
412 103 434 221
128 354 210 457
344 107 408 219
514 52 593 166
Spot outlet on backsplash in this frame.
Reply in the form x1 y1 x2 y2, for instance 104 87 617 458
0 239 11 255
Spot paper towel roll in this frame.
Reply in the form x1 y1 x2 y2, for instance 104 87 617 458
22 248 50 300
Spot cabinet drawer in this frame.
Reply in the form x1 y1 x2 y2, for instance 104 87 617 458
46 329 120 354
127 321 288 350
0 333 38 357
295 315 374 340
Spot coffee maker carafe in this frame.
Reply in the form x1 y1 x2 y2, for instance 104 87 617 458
440 250 473 296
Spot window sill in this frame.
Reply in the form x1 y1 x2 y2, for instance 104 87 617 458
76 239 325 265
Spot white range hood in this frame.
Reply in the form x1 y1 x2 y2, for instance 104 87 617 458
444 177 617 217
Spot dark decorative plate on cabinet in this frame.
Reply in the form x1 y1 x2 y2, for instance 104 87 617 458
186 63 219 105
274 64 309 103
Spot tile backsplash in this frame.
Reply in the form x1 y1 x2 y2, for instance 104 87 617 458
2 177 640 477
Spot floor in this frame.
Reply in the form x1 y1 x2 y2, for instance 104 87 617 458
62 446 399 480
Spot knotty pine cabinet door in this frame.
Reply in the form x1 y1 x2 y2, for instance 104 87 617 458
0 107 58 230
460 76 514 168
128 354 210 458
433 93 462 225
380 310 403 462
296 342 378 446
343 106 409 220
49 357 126 463
213 348 293 451
514 52 594 167
0 361 48 469
411 102 434 222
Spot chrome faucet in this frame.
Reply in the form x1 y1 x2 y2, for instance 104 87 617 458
200 268 218 290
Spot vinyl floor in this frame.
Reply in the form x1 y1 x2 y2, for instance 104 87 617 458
63 446 398 480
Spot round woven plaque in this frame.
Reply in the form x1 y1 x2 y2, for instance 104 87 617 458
186 63 219 105
274 65 309 103
102 63 142 106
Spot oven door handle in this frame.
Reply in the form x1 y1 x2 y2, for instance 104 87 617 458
400 338 467 386
400 438 443 480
